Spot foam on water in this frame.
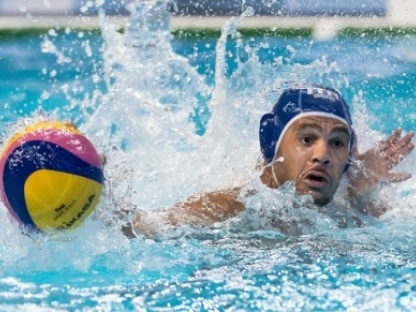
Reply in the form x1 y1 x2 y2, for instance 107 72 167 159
1 0 416 309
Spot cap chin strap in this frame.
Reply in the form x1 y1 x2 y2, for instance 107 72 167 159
263 156 285 188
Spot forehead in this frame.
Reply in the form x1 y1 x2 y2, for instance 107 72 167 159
289 116 350 133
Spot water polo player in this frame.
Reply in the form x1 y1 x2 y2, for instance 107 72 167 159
129 84 415 237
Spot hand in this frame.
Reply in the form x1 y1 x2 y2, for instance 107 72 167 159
347 129 414 214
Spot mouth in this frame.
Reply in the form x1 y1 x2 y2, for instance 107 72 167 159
302 169 330 189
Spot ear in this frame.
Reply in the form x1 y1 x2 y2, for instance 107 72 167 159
259 113 276 162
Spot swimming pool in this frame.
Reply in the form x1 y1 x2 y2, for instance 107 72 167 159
1 10 416 311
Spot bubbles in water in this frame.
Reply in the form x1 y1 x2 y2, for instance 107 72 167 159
83 40 93 57
242 6 255 17
80 0 94 14
47 29 57 37
41 36 71 64
125 0 171 48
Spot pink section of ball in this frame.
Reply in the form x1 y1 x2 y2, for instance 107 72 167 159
44 131 102 168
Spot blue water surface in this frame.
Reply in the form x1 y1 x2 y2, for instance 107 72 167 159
1 21 416 311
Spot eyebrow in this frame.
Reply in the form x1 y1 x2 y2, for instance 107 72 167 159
295 123 350 137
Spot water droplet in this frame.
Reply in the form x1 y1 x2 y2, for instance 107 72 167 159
243 6 255 17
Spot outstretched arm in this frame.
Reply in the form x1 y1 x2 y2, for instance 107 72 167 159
347 129 414 217
127 188 246 237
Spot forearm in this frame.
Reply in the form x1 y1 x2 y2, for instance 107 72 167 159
130 189 245 238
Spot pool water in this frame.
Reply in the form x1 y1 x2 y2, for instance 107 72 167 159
1 10 416 311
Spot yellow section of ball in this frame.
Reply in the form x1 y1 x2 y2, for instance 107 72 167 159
24 169 102 231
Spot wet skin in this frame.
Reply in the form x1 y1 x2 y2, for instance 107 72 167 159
262 116 350 206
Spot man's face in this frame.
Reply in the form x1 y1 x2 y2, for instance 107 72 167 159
272 116 350 206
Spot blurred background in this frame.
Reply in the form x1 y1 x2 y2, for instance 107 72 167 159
0 0 415 30
0 0 387 16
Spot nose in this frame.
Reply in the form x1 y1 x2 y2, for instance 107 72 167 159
311 140 331 165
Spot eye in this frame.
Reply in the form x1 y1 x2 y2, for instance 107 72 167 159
300 136 314 146
331 139 346 149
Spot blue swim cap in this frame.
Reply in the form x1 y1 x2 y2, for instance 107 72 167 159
259 84 355 169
